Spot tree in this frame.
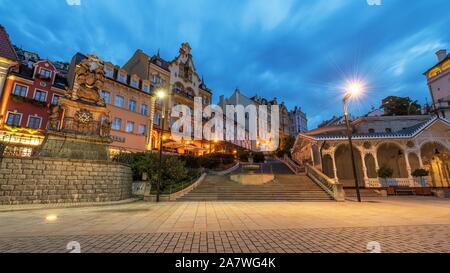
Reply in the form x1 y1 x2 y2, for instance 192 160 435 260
381 96 421 116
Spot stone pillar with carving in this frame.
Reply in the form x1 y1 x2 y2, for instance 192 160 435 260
38 55 112 160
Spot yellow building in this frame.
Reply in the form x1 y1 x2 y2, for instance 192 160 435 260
124 43 213 155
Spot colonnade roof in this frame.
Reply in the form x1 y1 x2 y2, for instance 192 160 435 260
299 116 450 141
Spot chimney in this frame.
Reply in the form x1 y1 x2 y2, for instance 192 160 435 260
436 49 447 62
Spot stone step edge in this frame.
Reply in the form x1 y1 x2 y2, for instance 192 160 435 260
0 198 141 213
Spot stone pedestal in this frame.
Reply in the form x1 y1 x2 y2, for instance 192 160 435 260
38 131 110 160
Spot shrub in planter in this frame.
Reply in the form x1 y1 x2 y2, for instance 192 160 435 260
377 165 394 178
377 165 394 188
411 169 429 177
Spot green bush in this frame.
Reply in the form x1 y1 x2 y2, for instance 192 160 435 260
238 151 249 162
411 168 429 177
253 152 265 163
377 165 394 179
180 155 202 169
198 153 235 169
132 153 188 192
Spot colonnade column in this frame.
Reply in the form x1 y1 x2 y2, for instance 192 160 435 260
331 150 339 183
404 151 414 187
360 151 369 188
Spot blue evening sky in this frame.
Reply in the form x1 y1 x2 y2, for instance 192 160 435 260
1 0 449 128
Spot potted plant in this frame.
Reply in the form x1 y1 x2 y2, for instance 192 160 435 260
411 168 429 187
377 165 394 190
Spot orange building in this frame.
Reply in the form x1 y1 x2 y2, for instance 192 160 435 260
68 53 155 154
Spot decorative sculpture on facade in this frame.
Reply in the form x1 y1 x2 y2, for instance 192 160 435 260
67 56 106 106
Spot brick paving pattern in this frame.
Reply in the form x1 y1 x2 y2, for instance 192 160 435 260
1 224 448 253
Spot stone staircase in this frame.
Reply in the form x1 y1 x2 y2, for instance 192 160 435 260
177 174 334 202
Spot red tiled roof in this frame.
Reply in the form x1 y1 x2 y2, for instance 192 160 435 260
0 25 18 61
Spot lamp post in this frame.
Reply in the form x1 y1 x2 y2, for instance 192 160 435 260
342 82 363 203
156 89 167 203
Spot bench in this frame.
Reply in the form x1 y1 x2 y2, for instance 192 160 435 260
392 187 416 196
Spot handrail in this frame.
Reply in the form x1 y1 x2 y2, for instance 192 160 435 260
285 155 304 174
305 164 345 201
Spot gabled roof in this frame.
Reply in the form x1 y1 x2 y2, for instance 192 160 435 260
0 25 18 62
302 116 450 141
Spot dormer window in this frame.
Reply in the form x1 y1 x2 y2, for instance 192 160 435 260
39 68 52 79
143 84 150 93
131 79 138 88
104 67 114 78
118 73 126 83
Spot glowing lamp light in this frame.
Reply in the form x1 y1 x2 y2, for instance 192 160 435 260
346 80 364 98
213 138 219 143
156 90 166 99
45 215 58 221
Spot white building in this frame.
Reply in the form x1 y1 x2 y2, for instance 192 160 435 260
424 49 450 118
218 88 258 151
289 106 308 136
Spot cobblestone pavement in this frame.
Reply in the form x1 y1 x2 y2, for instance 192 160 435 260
1 198 449 253
0 224 448 253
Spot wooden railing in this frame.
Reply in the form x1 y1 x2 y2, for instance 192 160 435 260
305 164 345 201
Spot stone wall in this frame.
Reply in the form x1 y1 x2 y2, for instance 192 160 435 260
0 157 133 205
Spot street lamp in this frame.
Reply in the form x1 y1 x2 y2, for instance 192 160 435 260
343 81 363 203
156 89 167 203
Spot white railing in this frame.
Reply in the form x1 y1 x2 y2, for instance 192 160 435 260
413 177 429 187
380 178 410 187
305 164 345 201
368 178 381 188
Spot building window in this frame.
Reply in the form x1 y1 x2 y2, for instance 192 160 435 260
115 95 124 108
101 91 111 104
153 112 161 126
143 84 150 93
128 99 137 112
131 79 138 88
112 118 122 130
39 68 52 79
368 128 375 133
126 121 134 133
27 116 42 129
118 73 126 83
51 95 61 105
141 104 148 115
152 74 164 85
34 90 47 102
12 84 28 97
6 112 22 126
104 67 114 78
139 125 147 136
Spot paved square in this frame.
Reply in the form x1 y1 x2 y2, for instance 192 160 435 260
0 197 449 253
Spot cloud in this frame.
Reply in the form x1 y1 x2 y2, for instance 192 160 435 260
1 0 449 128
